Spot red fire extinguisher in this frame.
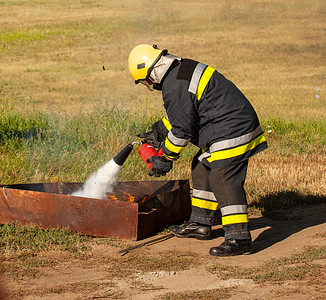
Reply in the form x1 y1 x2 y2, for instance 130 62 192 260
138 143 163 169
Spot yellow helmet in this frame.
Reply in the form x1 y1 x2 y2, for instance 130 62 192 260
128 44 167 84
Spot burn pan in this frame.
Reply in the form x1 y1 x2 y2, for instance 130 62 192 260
0 180 191 240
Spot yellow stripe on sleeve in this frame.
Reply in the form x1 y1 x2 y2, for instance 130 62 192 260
162 117 172 131
164 138 186 154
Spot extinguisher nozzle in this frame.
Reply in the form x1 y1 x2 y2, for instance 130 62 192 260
113 143 134 166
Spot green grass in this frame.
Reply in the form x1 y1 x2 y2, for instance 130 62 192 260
0 29 50 44
262 118 326 155
0 105 325 184
0 222 88 254
0 105 161 183
0 103 197 184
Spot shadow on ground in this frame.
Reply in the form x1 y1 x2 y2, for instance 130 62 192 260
248 191 326 253
125 191 326 254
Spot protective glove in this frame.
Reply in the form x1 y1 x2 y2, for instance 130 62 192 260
137 120 168 148
147 156 173 177
137 131 161 148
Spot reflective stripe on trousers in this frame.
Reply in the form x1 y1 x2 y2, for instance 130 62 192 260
190 153 251 240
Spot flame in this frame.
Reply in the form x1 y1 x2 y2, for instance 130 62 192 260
51 176 59 183
105 192 136 203
140 196 148 203
122 192 135 203
106 195 119 201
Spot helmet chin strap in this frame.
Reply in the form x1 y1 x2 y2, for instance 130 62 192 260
139 79 155 91
153 83 162 91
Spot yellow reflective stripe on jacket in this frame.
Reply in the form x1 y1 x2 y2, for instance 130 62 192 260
164 137 186 154
192 197 219 211
162 117 172 131
210 126 263 152
197 66 215 100
222 214 249 225
207 133 266 163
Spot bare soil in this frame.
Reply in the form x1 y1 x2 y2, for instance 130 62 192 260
1 203 326 300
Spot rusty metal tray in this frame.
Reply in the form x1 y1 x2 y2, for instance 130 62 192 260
0 180 191 240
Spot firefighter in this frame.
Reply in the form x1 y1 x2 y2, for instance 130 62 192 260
128 44 268 256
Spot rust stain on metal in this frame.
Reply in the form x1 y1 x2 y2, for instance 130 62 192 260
0 180 191 240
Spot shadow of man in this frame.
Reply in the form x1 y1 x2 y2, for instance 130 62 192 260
248 191 326 253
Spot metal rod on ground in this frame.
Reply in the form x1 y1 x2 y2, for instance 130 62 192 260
118 233 174 255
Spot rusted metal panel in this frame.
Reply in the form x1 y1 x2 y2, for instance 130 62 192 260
0 184 139 239
0 180 191 240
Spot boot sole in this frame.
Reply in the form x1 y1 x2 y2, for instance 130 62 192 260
209 248 253 257
170 232 211 240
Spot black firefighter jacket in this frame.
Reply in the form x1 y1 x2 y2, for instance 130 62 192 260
159 58 268 168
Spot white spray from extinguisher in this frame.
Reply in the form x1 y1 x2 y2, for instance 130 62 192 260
71 142 160 200
71 160 121 199
71 143 135 199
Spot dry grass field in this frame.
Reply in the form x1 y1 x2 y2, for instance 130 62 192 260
0 0 326 299
1 0 325 119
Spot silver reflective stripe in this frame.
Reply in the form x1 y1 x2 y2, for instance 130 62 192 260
167 131 190 147
188 63 207 94
198 152 210 161
210 125 263 152
192 188 217 201
220 205 248 216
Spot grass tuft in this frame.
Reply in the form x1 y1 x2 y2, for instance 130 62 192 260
0 222 88 254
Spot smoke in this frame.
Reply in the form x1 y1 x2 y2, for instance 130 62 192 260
72 159 121 199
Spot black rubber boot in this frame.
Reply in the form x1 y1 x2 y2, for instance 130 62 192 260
209 239 253 256
168 221 211 240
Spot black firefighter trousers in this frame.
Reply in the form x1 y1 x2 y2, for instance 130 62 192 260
190 153 251 241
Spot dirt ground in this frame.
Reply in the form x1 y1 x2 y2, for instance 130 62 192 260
1 203 326 300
